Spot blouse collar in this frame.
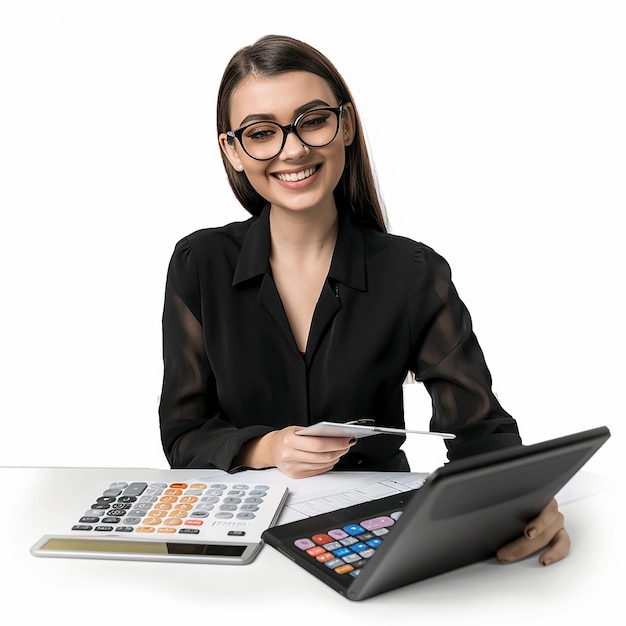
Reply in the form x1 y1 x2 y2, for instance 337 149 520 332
232 204 367 292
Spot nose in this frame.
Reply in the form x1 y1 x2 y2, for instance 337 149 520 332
279 129 309 159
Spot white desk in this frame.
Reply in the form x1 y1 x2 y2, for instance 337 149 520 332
0 466 618 625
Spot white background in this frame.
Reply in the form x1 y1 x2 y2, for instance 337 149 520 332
0 0 623 476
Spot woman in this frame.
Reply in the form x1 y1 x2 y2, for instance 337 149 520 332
159 34 568 565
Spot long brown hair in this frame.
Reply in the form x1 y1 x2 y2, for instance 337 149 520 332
216 34 387 233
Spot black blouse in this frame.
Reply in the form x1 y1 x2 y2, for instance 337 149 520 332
159 206 521 471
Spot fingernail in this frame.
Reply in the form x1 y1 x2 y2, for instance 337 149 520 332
541 558 552 566
349 438 357 445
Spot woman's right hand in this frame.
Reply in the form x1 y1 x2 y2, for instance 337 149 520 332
238 426 356 478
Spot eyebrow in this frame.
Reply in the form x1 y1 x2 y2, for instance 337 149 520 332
237 99 332 128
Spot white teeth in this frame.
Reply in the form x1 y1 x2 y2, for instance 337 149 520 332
275 167 316 182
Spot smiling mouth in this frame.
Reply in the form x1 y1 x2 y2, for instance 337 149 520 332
273 166 319 182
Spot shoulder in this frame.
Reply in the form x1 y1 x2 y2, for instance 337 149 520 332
174 214 256 257
361 227 451 275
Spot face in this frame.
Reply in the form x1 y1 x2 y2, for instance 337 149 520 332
219 71 355 216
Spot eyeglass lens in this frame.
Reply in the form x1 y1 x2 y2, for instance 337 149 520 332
240 109 340 160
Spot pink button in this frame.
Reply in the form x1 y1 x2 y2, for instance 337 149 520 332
360 516 395 531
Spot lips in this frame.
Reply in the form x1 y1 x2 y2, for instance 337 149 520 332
272 165 318 182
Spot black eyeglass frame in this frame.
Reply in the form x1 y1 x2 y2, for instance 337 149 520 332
226 104 345 161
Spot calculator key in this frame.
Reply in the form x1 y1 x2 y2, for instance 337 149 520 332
305 546 326 557
103 489 122 497
223 497 241 504
122 482 148 497
312 534 333 545
101 517 121 524
294 538 316 550
343 524 365 536
328 529 349 540
179 528 200 534
209 484 228 490
331 547 353 558
79 516 100 524
169 483 188 489
95 526 114 532
72 525 93 531
236 512 256 520
360 516 395 531
96 496 117 504
334 564 355 575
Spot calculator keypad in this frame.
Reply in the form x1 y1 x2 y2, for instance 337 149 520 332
72 481 275 536
293 512 402 577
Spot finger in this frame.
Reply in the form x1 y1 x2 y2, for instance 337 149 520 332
523 499 560 540
538 527 571 566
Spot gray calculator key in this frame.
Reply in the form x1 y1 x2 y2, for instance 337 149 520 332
219 504 237 511
103 489 122 497
236 512 256 520
244 497 263 504
223 497 241 504
249 490 267 497
215 512 233 519
122 482 148 497
239 504 259 512
210 484 227 490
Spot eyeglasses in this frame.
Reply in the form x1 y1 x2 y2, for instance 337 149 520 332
226 104 345 161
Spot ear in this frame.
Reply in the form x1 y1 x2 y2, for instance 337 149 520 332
219 133 245 172
341 103 356 147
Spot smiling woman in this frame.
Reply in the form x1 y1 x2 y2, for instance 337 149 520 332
157 34 570 568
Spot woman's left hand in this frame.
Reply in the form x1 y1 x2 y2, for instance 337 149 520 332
496 499 570 566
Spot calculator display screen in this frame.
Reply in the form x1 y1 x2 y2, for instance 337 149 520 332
38 537 247 557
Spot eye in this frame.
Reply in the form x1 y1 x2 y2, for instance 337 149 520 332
298 111 331 132
244 123 280 142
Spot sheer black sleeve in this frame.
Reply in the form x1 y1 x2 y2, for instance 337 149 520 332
409 247 522 460
158 238 273 470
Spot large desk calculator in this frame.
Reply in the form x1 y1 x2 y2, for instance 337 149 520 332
31 476 289 565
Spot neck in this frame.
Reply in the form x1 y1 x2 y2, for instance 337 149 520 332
269 204 339 259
